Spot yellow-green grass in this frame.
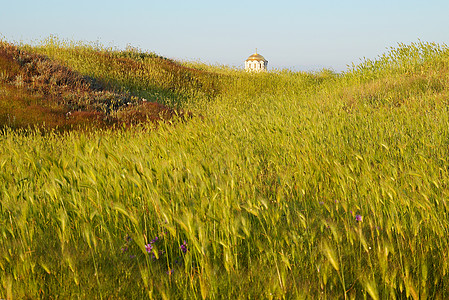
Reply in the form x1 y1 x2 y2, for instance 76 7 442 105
1 39 449 298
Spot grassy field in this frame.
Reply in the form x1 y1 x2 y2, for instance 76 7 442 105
1 38 449 299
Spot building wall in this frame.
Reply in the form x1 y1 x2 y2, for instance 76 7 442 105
245 60 268 72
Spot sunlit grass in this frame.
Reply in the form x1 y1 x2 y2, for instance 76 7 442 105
1 39 449 298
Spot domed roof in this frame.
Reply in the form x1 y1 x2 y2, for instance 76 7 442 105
246 52 267 62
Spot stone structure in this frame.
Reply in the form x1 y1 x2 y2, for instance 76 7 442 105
245 49 268 72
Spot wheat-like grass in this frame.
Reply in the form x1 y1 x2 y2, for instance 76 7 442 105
1 39 449 298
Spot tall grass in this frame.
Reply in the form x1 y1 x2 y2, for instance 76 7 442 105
1 40 449 298
24 36 223 109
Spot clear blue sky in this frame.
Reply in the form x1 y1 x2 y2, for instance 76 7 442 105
1 0 448 72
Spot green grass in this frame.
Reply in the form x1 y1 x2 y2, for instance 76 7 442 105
1 38 449 299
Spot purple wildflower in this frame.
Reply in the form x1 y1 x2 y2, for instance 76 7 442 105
180 241 187 254
355 214 363 222
145 244 153 253
319 201 324 205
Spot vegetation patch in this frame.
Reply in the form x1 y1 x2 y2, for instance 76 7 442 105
0 41 180 130
1 39 449 298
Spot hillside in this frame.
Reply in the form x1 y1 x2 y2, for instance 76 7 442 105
0 39 215 130
26 37 224 107
1 40 449 299
1 37 336 131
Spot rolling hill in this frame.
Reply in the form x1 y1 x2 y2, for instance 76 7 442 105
0 39 220 130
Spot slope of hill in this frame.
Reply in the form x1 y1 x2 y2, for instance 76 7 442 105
26 37 224 107
1 37 335 131
0 40 203 130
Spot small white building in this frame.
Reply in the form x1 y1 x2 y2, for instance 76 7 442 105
245 50 268 72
